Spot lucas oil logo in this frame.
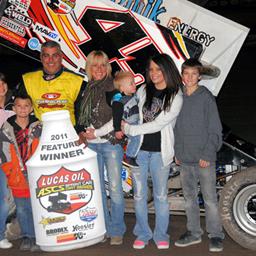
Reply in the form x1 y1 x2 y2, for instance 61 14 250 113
36 167 94 214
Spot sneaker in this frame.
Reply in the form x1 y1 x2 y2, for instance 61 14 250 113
30 238 41 252
110 236 123 245
156 241 169 249
20 237 31 251
123 156 139 168
0 239 13 249
133 240 146 249
174 231 202 247
209 237 223 252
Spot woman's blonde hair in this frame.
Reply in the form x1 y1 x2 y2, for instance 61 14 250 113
85 50 112 81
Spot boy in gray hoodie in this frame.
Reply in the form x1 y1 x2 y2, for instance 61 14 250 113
174 58 224 252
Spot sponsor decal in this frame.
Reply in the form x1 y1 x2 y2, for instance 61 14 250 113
32 22 60 41
79 207 98 222
46 226 68 236
46 0 76 14
111 0 166 23
42 93 61 100
70 193 87 200
72 223 95 232
0 16 25 36
36 167 94 214
0 25 27 47
28 37 41 51
167 17 215 47
9 0 31 12
9 10 33 27
36 92 67 109
57 233 76 243
39 216 66 228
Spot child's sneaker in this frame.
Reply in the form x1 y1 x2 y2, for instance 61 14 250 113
0 239 13 249
123 156 139 168
133 240 146 249
156 241 169 249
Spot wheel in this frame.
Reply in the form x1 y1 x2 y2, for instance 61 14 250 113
219 166 256 250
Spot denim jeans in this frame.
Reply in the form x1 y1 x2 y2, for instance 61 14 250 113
126 134 140 158
132 150 170 243
0 169 10 240
88 142 126 237
14 197 35 238
180 163 224 239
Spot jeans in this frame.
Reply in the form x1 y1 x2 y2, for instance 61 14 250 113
14 197 35 238
88 142 126 237
180 163 224 239
126 134 140 158
0 169 10 240
132 150 170 243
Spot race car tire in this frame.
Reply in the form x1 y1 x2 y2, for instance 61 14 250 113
219 166 256 250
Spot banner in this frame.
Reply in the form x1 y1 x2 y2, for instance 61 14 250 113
0 0 249 95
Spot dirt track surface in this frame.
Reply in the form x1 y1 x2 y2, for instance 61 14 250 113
1 214 254 256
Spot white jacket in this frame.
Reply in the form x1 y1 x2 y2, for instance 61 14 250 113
124 85 183 167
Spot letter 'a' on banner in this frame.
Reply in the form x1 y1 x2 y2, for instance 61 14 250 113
0 0 249 95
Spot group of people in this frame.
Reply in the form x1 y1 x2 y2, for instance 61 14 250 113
0 40 224 252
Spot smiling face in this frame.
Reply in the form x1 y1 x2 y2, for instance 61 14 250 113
40 46 63 75
13 98 33 118
0 80 8 97
148 60 166 89
91 61 108 81
182 67 201 89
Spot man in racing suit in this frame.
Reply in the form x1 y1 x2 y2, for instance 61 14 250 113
17 41 86 125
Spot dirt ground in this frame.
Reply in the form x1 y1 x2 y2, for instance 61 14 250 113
1 214 254 256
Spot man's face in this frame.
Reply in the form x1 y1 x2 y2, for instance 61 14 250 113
40 46 63 75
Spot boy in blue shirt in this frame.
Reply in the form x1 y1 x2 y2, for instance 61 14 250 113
107 71 140 168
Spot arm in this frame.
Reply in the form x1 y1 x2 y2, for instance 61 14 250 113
124 91 183 136
201 96 223 161
94 119 114 137
74 81 87 133
112 101 124 131
94 92 123 138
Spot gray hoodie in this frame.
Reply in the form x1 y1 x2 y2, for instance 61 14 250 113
174 85 222 164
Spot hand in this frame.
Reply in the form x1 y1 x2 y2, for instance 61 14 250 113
76 131 88 148
175 157 181 165
115 131 124 140
199 159 210 168
85 127 96 140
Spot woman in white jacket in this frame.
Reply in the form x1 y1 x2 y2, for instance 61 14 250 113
123 53 183 250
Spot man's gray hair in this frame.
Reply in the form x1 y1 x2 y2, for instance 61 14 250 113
41 41 61 52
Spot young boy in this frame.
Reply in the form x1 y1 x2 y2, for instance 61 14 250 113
0 94 41 252
174 58 224 252
107 71 140 168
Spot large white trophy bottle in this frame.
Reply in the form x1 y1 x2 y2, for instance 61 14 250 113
26 110 105 252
